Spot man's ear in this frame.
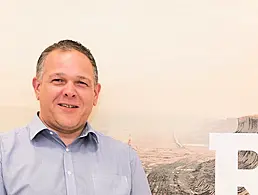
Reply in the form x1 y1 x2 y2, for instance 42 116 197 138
32 77 41 100
93 83 101 106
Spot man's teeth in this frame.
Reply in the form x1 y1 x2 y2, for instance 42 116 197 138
59 104 77 108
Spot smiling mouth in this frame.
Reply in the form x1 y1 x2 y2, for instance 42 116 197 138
58 103 79 108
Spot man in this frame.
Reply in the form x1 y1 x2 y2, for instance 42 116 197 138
0 40 151 195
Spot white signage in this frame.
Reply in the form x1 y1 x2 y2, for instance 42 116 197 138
209 133 258 195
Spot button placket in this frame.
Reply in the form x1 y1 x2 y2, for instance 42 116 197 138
64 147 77 195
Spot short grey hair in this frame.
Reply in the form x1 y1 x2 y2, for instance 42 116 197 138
36 39 98 84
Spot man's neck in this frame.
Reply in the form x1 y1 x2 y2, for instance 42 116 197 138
57 130 83 146
37 112 85 146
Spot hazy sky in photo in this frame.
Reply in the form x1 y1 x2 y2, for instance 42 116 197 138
1 1 258 142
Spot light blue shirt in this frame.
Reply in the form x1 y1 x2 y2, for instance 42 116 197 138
0 113 151 195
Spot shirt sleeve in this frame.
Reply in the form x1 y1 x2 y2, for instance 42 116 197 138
0 137 7 195
129 147 152 195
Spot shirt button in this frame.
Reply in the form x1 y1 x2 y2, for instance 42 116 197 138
67 171 72 175
66 148 69 152
49 131 53 135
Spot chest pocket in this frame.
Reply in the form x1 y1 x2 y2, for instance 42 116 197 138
93 174 130 195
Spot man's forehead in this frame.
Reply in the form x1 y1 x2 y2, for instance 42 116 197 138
41 50 94 81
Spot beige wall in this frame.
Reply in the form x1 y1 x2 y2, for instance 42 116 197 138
0 1 258 146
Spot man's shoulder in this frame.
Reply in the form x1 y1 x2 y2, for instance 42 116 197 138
94 130 128 147
0 126 29 142
93 130 137 156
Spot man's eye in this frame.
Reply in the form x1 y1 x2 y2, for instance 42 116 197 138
52 79 63 83
78 81 88 86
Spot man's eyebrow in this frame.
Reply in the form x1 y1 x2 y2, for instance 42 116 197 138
49 73 92 82
49 73 65 78
77 75 91 81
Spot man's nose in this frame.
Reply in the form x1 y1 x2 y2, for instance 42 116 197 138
63 82 76 98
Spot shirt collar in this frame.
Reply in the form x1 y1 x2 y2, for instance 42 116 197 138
28 112 99 144
79 122 99 144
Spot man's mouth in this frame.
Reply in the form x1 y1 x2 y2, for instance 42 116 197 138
58 103 79 108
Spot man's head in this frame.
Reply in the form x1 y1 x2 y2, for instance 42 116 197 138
36 40 99 85
32 40 101 135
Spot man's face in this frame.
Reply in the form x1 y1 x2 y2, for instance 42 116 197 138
32 49 101 133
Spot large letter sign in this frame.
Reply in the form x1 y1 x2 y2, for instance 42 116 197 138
209 133 258 195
